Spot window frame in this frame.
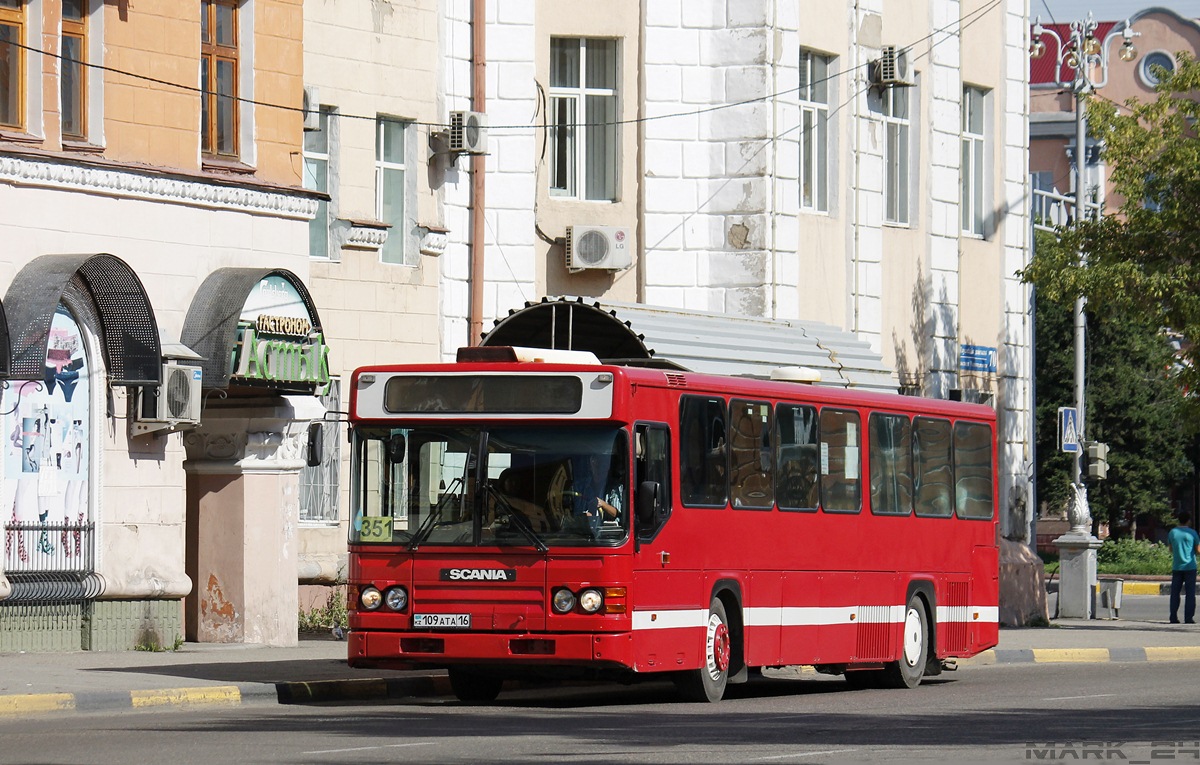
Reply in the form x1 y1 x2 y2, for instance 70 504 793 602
304 107 333 260
548 36 619 202
728 398 774 510
882 86 911 226
818 408 862 514
775 402 820 512
201 0 239 158
375 116 412 265
60 0 87 140
953 421 994 520
913 416 954 518
868 412 913 516
0 0 24 131
961 86 987 237
678 394 728 508
798 49 831 214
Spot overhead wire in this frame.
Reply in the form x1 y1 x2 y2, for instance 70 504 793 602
7 0 1005 136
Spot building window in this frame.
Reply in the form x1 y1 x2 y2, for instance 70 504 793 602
376 116 410 265
549 37 618 201
201 0 238 157
300 380 341 523
0 0 23 130
304 108 332 260
60 0 86 140
799 50 831 213
961 86 987 237
882 86 910 226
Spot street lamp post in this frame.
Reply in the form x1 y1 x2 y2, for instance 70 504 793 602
1030 14 1137 618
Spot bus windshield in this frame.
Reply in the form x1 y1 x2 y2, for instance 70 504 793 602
351 425 629 548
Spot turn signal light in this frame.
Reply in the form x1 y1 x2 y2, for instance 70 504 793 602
603 587 627 614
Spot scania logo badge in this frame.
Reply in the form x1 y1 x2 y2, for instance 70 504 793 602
440 568 517 582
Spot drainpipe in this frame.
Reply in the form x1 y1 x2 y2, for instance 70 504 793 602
636 0 647 304
468 0 486 345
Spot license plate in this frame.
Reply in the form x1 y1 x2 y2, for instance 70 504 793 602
413 613 471 629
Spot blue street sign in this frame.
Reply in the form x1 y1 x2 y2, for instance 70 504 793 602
960 344 997 373
1059 407 1080 453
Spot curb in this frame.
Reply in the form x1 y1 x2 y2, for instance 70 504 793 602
0 676 453 719
1114 581 1168 596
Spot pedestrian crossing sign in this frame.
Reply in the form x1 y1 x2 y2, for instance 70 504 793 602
1059 407 1079 453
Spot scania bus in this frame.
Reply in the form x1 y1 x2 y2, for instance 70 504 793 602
346 346 998 703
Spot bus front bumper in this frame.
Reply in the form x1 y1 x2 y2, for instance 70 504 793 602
348 629 635 669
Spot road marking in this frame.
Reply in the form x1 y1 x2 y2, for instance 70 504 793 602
1145 647 1200 661
1043 693 1117 701
303 743 436 755
751 749 861 760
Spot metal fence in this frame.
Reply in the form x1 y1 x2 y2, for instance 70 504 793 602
2 521 101 602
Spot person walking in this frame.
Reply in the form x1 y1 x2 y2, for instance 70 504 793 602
1168 512 1200 624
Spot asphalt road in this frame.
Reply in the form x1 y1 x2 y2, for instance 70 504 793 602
1 656 1196 764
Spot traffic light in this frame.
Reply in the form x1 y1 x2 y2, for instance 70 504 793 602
1086 442 1110 480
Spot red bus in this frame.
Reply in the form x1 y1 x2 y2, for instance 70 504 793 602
346 346 998 703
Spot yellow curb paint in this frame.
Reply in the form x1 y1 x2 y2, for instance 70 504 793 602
1120 582 1164 595
130 687 242 708
1145 647 1200 662
0 694 75 715
1031 648 1110 663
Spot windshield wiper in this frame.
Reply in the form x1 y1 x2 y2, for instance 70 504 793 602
408 476 464 551
484 483 548 553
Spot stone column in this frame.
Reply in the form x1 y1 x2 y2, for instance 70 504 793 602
182 396 316 646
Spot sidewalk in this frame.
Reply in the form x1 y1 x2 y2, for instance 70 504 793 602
2 612 1199 719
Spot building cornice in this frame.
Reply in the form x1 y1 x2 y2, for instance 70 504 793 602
0 149 320 220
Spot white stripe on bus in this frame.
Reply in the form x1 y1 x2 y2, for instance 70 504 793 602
632 605 998 631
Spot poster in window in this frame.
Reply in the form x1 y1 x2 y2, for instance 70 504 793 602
2 304 91 571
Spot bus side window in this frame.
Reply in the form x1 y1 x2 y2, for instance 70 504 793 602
635 423 671 538
679 396 728 507
819 408 861 513
913 417 953 517
868 413 913 515
729 399 773 509
776 403 819 511
954 421 994 519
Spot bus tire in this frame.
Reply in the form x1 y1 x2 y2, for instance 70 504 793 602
675 597 731 703
882 593 929 689
448 667 504 703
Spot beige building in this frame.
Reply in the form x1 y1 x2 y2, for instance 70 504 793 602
0 0 327 650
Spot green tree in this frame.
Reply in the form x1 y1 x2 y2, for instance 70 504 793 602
1034 232 1193 533
1022 54 1200 393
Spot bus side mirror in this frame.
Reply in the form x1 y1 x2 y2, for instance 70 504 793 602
387 433 407 463
636 480 660 528
306 423 323 468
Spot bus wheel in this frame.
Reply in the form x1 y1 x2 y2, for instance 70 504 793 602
448 667 504 703
882 594 929 689
675 597 731 703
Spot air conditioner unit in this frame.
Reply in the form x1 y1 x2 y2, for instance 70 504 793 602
871 45 914 87
449 110 488 154
302 86 321 132
132 362 203 435
565 225 634 272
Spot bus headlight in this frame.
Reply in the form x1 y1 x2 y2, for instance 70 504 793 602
384 586 408 612
552 588 576 614
578 588 604 613
360 586 383 610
